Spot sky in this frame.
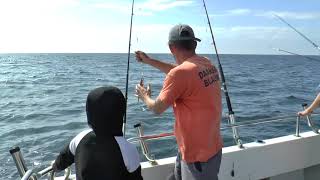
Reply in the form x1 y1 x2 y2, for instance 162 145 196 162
0 0 319 55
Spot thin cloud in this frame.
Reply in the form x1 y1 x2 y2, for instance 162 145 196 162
93 0 194 16
0 0 80 35
210 8 251 17
226 26 292 39
0 0 79 10
229 26 284 32
227 9 251 15
256 11 320 20
139 0 194 11
209 9 320 20
93 2 154 16
92 3 129 13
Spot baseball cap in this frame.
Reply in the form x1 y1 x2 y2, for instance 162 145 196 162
168 24 201 42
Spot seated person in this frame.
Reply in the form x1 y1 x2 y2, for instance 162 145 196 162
53 86 143 180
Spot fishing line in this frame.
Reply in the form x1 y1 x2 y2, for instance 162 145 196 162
124 0 135 137
201 0 243 147
132 12 146 112
274 14 320 53
137 51 146 111
274 48 320 62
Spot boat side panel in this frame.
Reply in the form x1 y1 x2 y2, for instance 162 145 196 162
304 164 320 180
141 131 320 180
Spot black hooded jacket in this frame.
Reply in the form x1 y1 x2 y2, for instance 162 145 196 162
54 86 143 180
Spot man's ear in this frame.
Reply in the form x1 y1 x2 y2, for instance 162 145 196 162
169 44 175 54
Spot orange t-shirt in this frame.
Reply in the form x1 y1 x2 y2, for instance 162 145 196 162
158 55 223 163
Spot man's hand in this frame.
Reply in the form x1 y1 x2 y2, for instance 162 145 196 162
135 51 151 64
52 161 62 173
297 108 312 116
135 84 150 102
136 83 168 114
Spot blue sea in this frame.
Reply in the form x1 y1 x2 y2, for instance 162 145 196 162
1 53 320 179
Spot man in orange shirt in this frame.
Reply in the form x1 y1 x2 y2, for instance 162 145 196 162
135 24 222 180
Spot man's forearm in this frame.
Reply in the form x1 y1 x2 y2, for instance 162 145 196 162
146 58 176 74
54 144 75 171
308 93 320 112
143 96 168 115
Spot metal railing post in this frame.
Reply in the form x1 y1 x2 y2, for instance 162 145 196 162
134 123 157 164
295 116 301 137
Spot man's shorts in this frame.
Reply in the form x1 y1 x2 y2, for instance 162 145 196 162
169 150 222 180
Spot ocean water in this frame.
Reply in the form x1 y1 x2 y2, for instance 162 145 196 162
0 53 320 179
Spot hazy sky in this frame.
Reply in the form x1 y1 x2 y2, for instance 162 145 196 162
0 0 319 54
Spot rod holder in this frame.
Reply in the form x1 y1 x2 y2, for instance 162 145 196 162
228 114 244 148
295 116 301 137
9 146 29 178
134 123 157 164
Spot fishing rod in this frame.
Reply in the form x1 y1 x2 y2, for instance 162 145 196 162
274 14 320 52
124 0 135 137
201 0 243 148
274 48 320 62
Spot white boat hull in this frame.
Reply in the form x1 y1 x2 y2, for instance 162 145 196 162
141 131 320 180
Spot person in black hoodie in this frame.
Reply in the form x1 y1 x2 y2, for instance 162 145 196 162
52 86 143 180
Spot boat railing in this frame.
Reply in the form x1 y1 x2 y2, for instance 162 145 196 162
10 146 71 180
128 105 319 163
128 114 320 143
21 169 35 180
10 105 320 179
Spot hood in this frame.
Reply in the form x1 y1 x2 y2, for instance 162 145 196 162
86 86 126 136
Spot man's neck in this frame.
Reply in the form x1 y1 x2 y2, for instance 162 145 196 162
175 51 196 64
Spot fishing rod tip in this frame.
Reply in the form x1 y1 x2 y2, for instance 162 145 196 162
273 13 280 17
